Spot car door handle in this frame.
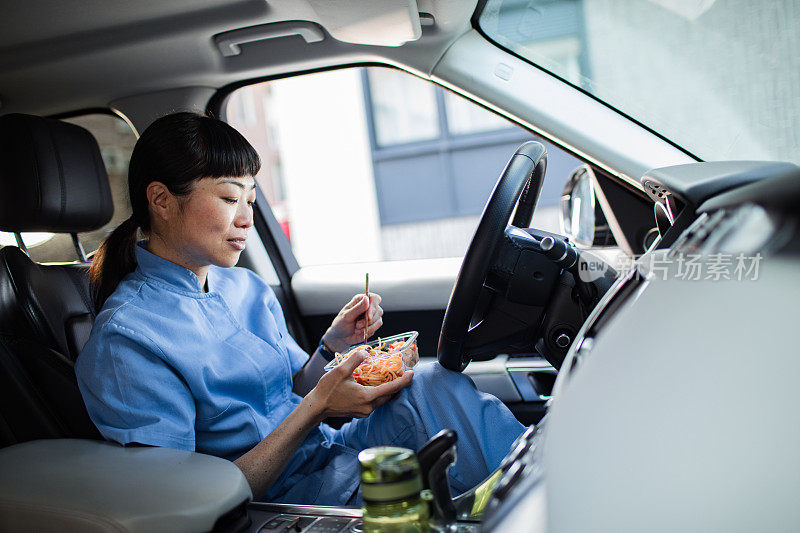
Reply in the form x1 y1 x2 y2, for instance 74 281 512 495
508 368 556 402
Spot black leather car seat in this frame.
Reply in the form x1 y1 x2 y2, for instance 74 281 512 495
0 113 115 446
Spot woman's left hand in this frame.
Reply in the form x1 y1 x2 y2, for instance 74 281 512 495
322 293 384 353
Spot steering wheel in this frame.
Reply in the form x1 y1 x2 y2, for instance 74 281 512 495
437 142 547 371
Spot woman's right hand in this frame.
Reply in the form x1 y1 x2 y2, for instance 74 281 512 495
305 350 413 419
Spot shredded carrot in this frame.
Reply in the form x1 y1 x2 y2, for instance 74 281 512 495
335 342 408 385
351 352 404 386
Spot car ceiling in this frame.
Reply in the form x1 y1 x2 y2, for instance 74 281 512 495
0 0 477 117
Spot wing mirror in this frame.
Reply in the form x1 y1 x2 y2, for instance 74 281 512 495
560 165 615 247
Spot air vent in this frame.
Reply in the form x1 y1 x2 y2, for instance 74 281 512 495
669 210 728 257
643 177 679 230
642 179 671 202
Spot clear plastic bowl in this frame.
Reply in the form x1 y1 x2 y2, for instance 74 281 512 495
323 331 420 383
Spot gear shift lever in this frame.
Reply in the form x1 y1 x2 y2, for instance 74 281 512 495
417 429 458 523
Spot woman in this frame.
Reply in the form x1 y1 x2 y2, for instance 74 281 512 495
76 112 525 505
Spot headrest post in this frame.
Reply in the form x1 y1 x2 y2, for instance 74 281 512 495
71 233 87 262
14 233 29 256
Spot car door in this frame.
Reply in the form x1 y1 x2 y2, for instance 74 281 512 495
221 66 608 426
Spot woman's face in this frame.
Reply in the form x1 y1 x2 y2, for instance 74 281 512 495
165 176 257 272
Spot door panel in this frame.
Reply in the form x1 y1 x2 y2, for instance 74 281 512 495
292 258 459 355
419 355 551 426
463 355 552 426
291 258 461 315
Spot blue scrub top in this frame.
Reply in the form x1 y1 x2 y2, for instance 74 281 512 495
76 242 359 503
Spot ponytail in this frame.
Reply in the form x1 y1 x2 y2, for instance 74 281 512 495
87 112 260 313
89 216 139 313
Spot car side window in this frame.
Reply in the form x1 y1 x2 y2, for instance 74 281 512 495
226 66 583 267
0 113 136 263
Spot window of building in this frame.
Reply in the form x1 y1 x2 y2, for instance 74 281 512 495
367 68 440 146
443 91 511 135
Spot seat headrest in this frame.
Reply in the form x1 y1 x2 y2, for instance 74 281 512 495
0 113 114 233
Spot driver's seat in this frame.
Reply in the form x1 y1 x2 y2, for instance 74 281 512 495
0 113 114 446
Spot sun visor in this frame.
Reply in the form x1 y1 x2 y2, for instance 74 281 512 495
307 0 422 47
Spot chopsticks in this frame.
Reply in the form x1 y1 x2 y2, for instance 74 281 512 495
364 273 369 345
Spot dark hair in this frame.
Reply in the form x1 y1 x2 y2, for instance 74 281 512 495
89 112 261 312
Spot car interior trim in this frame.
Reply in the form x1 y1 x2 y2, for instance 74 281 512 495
551 265 648 399
470 0 703 166
588 166 634 255
641 161 800 209
213 22 327 58
697 164 800 213
432 31 696 191
0 438 252 533
247 502 363 519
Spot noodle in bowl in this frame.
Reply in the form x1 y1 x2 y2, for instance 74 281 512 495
324 331 419 386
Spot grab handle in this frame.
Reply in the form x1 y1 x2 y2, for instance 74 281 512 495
214 23 325 57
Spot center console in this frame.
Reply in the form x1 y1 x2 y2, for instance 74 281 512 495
246 503 486 532
245 425 542 533
246 504 362 532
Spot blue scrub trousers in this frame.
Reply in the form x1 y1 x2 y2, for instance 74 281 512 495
335 361 526 505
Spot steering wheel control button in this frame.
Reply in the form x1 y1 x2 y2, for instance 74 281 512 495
259 515 300 532
540 236 578 270
555 333 571 348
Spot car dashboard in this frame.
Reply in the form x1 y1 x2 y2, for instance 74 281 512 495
482 162 800 533
235 160 800 533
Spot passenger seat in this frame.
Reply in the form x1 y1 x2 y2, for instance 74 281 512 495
0 114 255 531
0 113 115 446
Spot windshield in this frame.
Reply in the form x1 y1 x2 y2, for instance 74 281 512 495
478 0 800 165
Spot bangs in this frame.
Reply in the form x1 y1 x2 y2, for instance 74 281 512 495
131 112 263 198
196 116 261 179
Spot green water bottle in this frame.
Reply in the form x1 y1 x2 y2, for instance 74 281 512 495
358 446 432 533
